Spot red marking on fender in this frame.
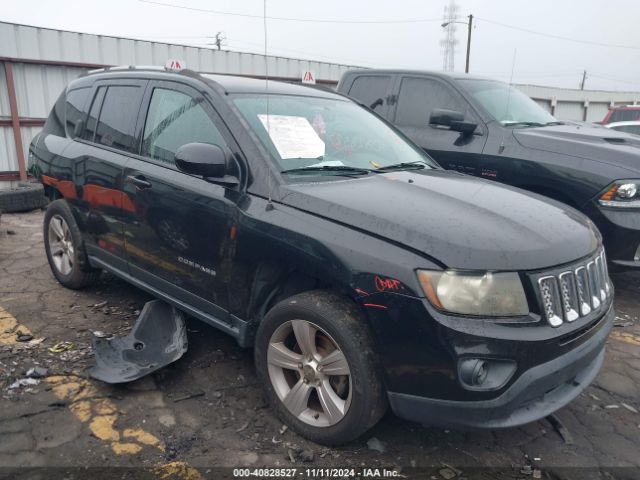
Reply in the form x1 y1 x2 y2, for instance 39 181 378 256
374 276 402 292
355 288 369 296
363 303 388 310
229 225 237 240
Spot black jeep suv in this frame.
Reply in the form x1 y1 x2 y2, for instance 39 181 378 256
338 69 640 269
30 67 614 445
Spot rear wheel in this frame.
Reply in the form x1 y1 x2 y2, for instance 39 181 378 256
254 291 386 445
43 200 101 289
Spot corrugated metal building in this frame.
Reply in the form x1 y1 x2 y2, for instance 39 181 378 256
0 21 357 182
2 21 640 182
517 84 640 123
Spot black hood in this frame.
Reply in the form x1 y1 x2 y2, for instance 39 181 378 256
514 124 640 174
280 170 599 271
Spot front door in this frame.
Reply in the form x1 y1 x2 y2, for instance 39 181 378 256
390 76 487 175
122 81 240 319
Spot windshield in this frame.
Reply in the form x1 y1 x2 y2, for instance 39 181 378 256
232 94 436 175
459 79 557 127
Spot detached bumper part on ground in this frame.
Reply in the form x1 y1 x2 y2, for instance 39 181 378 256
90 300 188 383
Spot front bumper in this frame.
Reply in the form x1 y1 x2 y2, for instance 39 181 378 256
387 306 614 429
588 205 640 268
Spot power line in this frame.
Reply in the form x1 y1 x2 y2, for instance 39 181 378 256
475 17 640 51
138 0 443 24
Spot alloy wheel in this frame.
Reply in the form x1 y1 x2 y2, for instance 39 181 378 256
267 319 352 427
48 214 74 275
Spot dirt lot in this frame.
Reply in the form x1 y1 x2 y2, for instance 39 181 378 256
1 210 639 480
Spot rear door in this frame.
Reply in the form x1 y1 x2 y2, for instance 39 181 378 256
62 79 147 271
122 80 240 320
390 75 487 174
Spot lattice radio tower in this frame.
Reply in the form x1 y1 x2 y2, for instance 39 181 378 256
440 0 459 72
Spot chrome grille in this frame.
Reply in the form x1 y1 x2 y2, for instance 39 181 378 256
536 249 611 327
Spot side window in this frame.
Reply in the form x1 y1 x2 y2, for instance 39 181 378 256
348 75 391 113
65 87 91 138
83 87 106 143
141 88 227 165
94 85 142 152
395 77 466 128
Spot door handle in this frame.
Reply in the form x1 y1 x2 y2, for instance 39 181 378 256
126 175 152 189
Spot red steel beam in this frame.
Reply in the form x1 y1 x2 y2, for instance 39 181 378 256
3 61 27 181
0 118 46 127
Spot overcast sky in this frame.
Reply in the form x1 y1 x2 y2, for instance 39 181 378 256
2 0 640 91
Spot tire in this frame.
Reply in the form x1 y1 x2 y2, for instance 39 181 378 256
43 199 101 289
254 290 387 445
0 182 48 213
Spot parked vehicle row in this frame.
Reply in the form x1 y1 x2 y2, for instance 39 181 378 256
30 67 615 445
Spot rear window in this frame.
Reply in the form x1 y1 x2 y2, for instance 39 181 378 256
65 87 91 138
347 75 391 114
610 109 640 123
91 85 142 152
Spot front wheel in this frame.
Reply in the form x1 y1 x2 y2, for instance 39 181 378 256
254 291 387 445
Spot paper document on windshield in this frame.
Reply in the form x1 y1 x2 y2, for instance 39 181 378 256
259 114 325 160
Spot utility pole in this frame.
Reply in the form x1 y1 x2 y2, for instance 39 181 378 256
580 70 587 90
465 14 473 74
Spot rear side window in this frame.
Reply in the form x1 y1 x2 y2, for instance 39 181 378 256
348 75 391 113
395 77 466 128
141 88 227 165
65 87 91 138
42 92 65 137
93 85 142 152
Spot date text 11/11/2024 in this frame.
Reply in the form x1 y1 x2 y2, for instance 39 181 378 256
233 467 402 478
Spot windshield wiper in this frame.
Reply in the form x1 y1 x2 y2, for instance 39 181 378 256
374 161 428 172
280 165 373 176
502 121 545 127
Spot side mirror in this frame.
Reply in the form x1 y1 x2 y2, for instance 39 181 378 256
430 108 464 126
429 109 478 135
175 143 228 178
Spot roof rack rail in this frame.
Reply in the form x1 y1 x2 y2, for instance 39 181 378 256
86 65 172 75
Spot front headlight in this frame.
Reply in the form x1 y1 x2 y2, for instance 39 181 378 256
417 270 529 317
598 180 640 208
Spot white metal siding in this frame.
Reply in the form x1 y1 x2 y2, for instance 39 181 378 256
533 98 552 113
0 127 17 171
0 22 356 81
586 103 610 123
12 64 86 118
554 101 585 121
0 63 10 119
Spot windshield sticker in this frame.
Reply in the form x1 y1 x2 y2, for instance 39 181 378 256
258 114 325 160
